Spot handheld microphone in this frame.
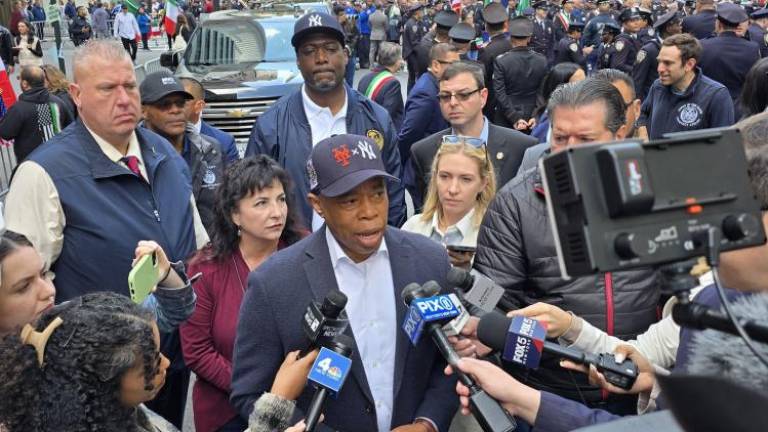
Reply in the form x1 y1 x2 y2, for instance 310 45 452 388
301 290 349 357
477 313 639 390
447 268 514 314
402 281 517 432
305 334 355 432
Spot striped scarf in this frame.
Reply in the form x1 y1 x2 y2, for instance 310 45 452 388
36 102 62 141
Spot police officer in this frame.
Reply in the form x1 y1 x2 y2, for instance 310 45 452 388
637 7 656 44
748 8 768 58
633 10 681 100
582 0 617 48
682 0 717 39
611 7 644 74
554 0 574 41
493 16 548 129
554 19 592 67
596 20 621 69
531 0 556 64
699 3 761 115
404 4 428 91
449 22 479 60
479 2 512 118
414 9 458 79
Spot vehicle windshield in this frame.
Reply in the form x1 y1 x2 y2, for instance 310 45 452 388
184 19 295 72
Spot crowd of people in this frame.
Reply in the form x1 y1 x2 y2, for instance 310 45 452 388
1 0 768 430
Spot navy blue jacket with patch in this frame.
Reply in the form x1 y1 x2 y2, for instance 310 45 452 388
638 69 735 140
245 84 406 227
27 120 197 302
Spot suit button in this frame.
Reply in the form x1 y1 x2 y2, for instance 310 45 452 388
365 405 373 414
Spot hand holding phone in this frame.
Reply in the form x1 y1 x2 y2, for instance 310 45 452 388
446 244 476 270
128 252 159 304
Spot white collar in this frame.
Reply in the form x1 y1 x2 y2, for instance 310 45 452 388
431 208 476 239
302 84 348 121
84 122 142 164
325 226 388 268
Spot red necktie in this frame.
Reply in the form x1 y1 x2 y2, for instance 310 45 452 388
121 156 145 181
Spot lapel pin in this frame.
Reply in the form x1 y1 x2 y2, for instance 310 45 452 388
496 152 504 160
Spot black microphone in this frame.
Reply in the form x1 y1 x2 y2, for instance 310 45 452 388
305 334 355 432
402 281 517 432
300 290 349 357
447 267 516 314
477 312 638 390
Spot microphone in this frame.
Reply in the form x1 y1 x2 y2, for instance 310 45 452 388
301 290 349 357
477 313 639 390
401 281 518 432
447 268 514 314
304 334 355 432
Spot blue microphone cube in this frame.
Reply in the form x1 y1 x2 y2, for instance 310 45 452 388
308 347 353 395
503 316 546 369
402 295 461 345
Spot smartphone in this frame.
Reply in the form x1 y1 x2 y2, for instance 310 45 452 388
128 252 159 304
446 245 477 254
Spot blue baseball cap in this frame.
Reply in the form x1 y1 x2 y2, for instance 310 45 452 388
307 134 399 197
292 11 346 48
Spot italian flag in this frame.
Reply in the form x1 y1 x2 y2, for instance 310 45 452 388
165 0 179 36
0 57 16 113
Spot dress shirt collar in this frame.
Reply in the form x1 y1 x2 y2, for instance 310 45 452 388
325 225 388 269
193 118 202 134
84 123 145 176
452 116 490 145
430 208 475 241
302 84 348 124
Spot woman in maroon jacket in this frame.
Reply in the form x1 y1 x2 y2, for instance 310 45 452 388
180 156 306 432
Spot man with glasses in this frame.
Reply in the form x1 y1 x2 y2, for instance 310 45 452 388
408 61 537 209
468 78 660 418
245 11 406 228
141 71 224 232
397 43 460 167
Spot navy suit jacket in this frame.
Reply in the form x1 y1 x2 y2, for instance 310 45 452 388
397 72 449 165
200 121 240 164
230 226 459 431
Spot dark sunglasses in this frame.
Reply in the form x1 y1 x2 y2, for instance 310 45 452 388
437 88 482 103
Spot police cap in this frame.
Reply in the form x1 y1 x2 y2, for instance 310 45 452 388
532 0 548 9
568 19 585 30
638 6 653 21
408 3 424 13
435 10 459 27
618 7 643 22
597 0 611 4
602 20 621 33
716 2 748 25
654 10 680 29
484 2 508 24
562 0 573 5
291 11 346 48
509 15 534 36
449 22 476 42
752 7 768 19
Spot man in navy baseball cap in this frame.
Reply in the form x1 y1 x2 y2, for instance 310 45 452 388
292 11 347 49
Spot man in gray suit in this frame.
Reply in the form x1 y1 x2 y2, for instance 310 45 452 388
231 134 459 432
369 2 389 67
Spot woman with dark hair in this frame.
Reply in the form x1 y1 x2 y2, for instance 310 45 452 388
530 62 585 143
12 20 43 67
0 291 174 431
180 155 307 432
740 58 768 120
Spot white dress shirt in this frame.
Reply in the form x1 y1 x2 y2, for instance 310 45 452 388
325 228 396 432
113 11 140 39
401 208 479 248
302 85 348 231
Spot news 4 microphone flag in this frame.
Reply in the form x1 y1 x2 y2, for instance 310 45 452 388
503 316 546 369
308 347 353 395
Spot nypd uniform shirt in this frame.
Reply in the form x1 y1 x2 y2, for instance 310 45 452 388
638 70 735 139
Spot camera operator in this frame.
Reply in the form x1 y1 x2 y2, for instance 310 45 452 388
469 78 661 415
445 111 768 432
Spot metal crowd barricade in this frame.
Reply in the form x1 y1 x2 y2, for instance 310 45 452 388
0 142 17 200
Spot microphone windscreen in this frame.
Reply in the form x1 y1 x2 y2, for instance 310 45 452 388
421 280 441 297
401 282 423 306
320 289 348 318
446 267 472 290
476 311 511 352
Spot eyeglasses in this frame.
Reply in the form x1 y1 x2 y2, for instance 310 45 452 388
153 98 187 110
437 88 482 103
441 135 486 149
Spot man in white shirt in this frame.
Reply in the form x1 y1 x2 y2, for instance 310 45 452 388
113 3 140 61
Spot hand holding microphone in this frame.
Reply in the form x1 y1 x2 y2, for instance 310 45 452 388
507 303 574 339
559 344 657 395
270 349 320 401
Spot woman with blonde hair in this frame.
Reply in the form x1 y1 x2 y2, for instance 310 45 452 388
41 64 77 118
402 136 496 268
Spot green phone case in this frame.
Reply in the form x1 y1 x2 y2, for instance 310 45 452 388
128 253 159 304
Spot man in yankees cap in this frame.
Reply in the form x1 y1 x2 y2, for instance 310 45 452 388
232 133 458 432
244 11 406 228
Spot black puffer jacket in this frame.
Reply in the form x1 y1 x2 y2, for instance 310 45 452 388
474 167 660 407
